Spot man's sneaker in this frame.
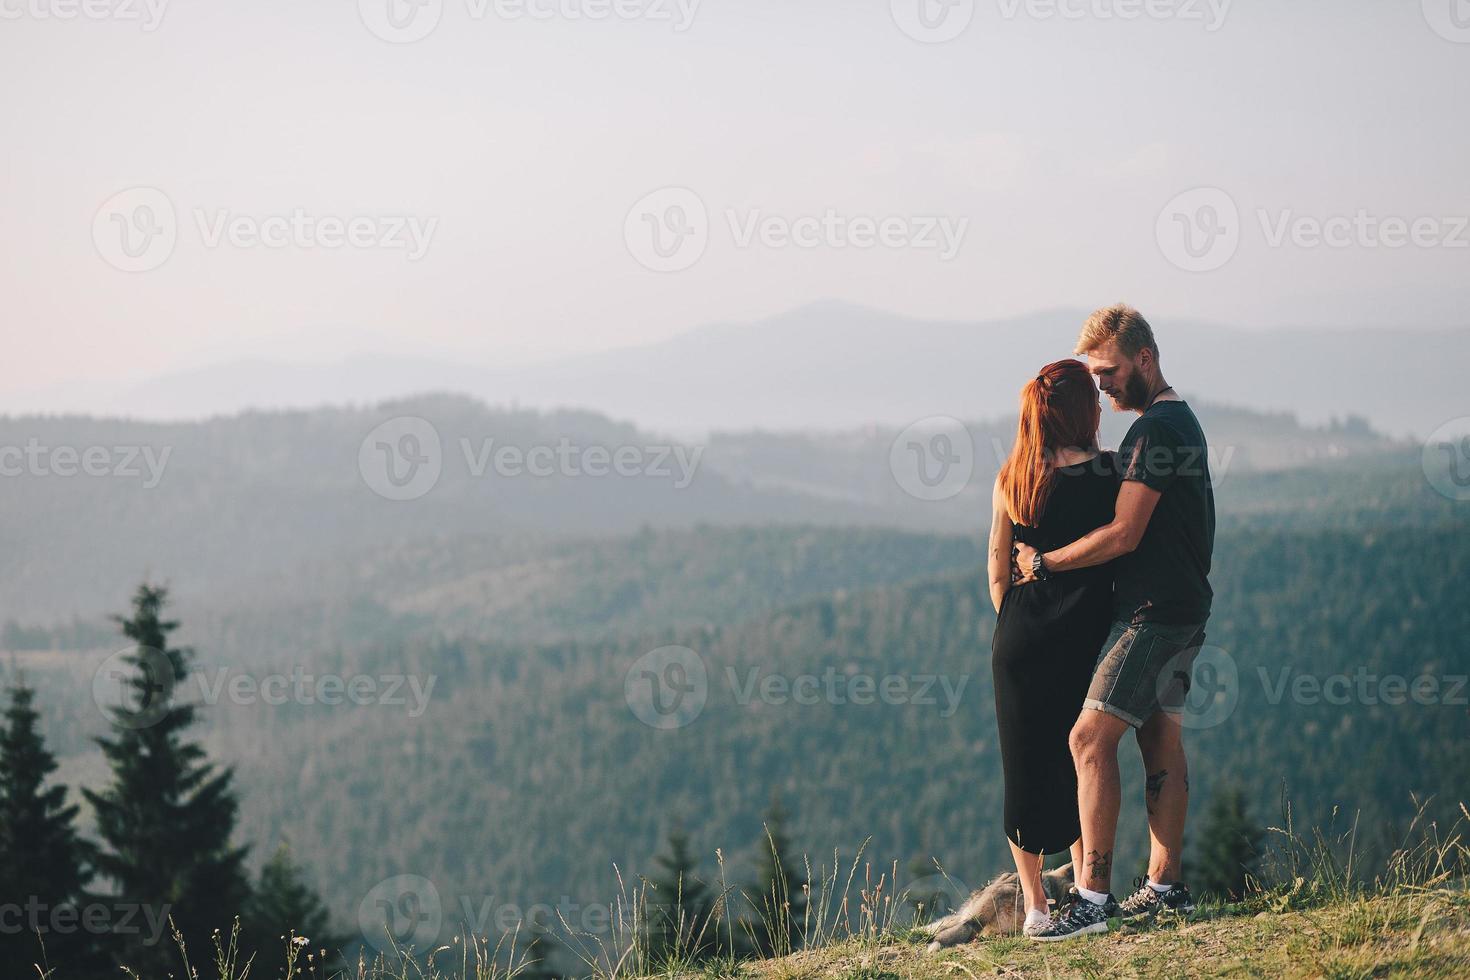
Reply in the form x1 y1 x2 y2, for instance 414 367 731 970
1117 878 1196 920
1028 891 1114 942
1062 885 1120 917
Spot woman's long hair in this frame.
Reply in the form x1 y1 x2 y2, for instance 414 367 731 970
998 358 1099 527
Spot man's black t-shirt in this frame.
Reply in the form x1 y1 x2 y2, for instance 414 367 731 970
1114 399 1215 625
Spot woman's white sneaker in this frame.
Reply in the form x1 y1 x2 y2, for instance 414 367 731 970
1022 908 1052 937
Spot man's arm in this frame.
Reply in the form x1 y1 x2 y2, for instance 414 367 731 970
1014 481 1161 581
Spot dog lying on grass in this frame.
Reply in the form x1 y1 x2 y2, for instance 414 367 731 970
919 863 1074 950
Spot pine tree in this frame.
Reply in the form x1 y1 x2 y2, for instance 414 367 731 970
82 583 251 974
245 841 345 978
645 829 714 965
1193 786 1265 901
0 680 100 977
750 794 806 957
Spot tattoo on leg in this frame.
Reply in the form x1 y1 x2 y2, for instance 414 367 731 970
1085 849 1112 886
1146 769 1168 815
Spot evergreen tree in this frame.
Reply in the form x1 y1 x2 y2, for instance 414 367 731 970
0 680 99 977
644 829 715 964
245 842 345 978
82 583 251 974
749 794 806 957
1193 786 1265 901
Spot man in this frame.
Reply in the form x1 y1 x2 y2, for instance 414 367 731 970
1013 304 1215 941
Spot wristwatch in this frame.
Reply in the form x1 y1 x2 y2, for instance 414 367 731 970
1031 552 1051 582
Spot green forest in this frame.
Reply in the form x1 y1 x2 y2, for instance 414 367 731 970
1 405 1467 976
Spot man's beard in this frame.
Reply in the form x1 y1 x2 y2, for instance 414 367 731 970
1107 371 1152 411
1121 371 1151 411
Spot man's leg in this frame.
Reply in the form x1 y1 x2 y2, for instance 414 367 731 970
1069 708 1131 895
1136 709 1189 883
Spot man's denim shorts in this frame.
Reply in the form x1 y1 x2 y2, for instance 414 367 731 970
1084 618 1208 728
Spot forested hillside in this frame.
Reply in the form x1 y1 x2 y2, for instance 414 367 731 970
13 516 1464 939
4 413 1466 971
0 395 1401 620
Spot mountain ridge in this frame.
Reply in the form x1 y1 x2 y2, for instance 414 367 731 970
12 303 1465 437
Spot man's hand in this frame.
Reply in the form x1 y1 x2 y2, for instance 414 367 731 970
1013 541 1039 584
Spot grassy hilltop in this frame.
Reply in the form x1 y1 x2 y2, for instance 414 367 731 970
737 889 1470 980
100 806 1470 980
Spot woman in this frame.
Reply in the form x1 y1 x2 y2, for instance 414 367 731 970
987 358 1120 935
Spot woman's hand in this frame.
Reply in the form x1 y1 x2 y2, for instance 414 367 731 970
1013 541 1039 584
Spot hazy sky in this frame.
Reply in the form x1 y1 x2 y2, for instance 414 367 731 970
3 0 1467 399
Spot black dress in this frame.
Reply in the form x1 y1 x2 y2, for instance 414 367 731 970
991 451 1120 855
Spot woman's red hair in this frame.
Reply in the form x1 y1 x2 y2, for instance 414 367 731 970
998 358 1098 527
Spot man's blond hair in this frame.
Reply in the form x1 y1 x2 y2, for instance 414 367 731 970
1074 303 1158 359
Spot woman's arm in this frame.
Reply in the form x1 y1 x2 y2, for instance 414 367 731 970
987 476 1013 614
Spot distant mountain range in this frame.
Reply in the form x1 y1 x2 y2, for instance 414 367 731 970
0 393 1442 624
14 302 1466 437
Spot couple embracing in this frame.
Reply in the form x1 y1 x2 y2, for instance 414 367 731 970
988 304 1215 940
